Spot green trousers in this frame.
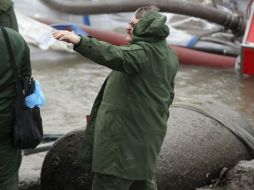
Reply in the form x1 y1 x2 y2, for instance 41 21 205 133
0 5 18 31
92 173 157 190
0 140 21 190
0 112 22 190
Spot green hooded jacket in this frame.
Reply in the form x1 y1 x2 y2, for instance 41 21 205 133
75 11 179 180
0 27 31 141
0 0 18 31
0 27 31 189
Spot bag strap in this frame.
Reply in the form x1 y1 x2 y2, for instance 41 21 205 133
1 27 23 93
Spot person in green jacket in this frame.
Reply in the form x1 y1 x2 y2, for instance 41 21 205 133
0 0 18 31
53 5 179 190
0 27 31 189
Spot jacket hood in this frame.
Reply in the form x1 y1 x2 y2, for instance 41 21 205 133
0 0 13 11
132 11 169 43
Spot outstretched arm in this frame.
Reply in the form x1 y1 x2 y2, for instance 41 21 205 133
53 30 81 45
53 30 147 74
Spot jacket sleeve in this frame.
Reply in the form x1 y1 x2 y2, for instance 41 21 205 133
74 36 148 74
20 40 32 78
169 79 175 105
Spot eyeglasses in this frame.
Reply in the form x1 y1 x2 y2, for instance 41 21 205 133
128 21 136 28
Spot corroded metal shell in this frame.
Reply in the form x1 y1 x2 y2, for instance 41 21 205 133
41 103 254 190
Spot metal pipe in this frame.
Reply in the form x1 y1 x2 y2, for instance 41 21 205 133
43 133 63 143
23 142 54 156
41 0 245 35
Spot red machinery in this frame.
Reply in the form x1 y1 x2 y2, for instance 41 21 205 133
241 2 254 75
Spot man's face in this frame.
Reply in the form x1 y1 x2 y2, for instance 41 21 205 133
126 16 139 42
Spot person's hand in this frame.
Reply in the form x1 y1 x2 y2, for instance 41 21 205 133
53 30 81 45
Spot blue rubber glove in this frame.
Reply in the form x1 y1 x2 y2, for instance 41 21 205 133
51 23 88 36
25 80 46 108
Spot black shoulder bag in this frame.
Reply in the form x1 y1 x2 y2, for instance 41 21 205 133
1 27 43 149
